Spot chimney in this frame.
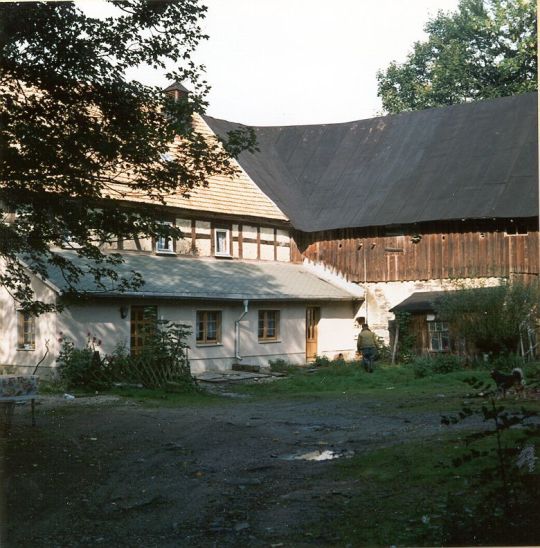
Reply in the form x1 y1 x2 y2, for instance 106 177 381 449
163 81 189 101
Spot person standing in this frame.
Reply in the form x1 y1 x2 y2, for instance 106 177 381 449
357 324 378 372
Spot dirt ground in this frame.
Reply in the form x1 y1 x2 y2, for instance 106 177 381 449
2 385 479 547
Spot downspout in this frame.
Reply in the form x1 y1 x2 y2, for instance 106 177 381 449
235 299 249 361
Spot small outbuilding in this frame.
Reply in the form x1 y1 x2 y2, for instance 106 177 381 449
389 291 450 355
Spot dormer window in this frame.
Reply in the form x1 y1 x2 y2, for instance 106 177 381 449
505 222 528 236
214 228 230 257
156 221 175 254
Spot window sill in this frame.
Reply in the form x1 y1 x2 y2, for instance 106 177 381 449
196 342 223 347
17 347 35 352
258 339 281 344
156 250 176 256
214 253 233 259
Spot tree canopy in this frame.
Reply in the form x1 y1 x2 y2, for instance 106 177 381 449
377 0 537 114
0 1 254 313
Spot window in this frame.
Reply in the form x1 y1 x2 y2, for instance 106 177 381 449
196 311 222 344
214 228 230 257
428 321 450 352
505 223 528 236
156 221 175 253
258 310 280 341
18 311 36 350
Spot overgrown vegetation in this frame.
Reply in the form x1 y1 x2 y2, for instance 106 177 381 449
411 354 466 378
57 321 197 392
390 281 539 368
439 377 540 545
393 311 417 363
436 281 539 358
268 358 299 374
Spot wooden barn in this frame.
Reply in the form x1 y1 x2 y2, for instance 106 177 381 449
206 92 539 347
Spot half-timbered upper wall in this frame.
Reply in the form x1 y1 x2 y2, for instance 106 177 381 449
104 215 292 262
293 218 539 282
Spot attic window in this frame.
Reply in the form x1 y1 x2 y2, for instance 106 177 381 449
214 228 231 257
505 223 528 236
156 221 175 254
385 227 405 237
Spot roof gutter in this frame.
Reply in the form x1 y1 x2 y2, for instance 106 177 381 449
234 299 249 362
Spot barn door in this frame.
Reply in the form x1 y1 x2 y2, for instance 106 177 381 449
130 305 157 355
306 306 320 362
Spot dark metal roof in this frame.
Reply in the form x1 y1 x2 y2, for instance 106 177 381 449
205 93 538 232
389 291 447 314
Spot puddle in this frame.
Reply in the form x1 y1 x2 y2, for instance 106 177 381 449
281 449 354 461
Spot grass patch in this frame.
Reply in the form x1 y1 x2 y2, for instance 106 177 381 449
237 361 540 410
327 434 464 546
320 426 540 546
237 363 478 408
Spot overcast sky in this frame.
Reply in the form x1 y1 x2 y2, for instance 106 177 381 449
196 0 461 125
80 0 461 126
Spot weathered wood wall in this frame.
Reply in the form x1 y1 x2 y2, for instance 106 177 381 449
292 218 539 282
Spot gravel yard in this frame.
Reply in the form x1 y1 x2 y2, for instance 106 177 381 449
2 387 490 547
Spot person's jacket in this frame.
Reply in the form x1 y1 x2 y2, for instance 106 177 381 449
357 330 377 350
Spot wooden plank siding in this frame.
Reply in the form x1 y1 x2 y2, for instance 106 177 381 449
292 219 539 282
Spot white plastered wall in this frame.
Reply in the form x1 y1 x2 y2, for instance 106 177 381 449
276 229 290 262
175 218 193 255
152 300 311 372
0 269 58 375
58 302 131 358
317 301 363 360
48 298 359 374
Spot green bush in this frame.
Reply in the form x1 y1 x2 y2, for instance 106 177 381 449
268 358 297 374
394 312 417 363
57 333 111 390
441 380 540 545
412 354 465 378
117 321 196 390
435 281 539 357
313 355 332 367
57 321 196 392
488 352 525 372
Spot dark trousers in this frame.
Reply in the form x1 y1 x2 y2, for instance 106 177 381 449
361 346 376 372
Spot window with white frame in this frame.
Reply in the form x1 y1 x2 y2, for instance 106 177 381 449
196 311 222 344
428 321 450 352
258 310 280 341
156 221 175 253
214 228 230 256
17 310 36 350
